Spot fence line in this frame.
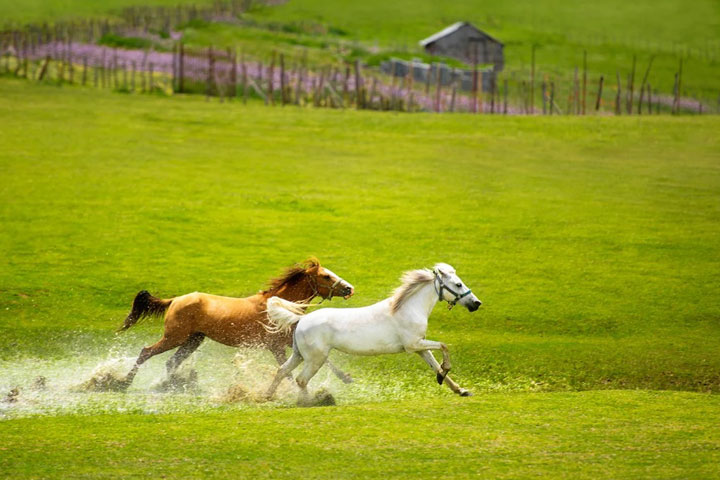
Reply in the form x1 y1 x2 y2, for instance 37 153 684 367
0 18 716 115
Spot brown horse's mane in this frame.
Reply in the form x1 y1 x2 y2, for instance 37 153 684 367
261 257 319 297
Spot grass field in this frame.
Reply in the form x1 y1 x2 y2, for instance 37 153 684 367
1 59 720 477
0 0 211 23
3 392 719 478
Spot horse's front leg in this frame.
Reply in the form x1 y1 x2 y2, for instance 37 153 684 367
416 350 471 396
405 339 452 384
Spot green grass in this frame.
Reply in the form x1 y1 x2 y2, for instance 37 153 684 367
1 78 720 477
3 392 720 478
0 0 214 23
1 78 719 392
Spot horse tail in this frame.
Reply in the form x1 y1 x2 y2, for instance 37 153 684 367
263 296 308 334
117 290 173 333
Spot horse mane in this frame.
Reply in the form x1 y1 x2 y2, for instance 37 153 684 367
390 269 434 314
261 257 319 297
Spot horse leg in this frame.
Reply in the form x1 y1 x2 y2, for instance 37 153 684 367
265 349 303 400
267 344 294 381
416 350 471 396
122 336 185 389
326 359 353 384
405 339 452 384
294 354 328 406
166 333 205 375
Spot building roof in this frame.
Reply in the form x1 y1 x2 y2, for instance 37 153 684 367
419 22 503 47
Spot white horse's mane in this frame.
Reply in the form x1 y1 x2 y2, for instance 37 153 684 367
390 269 434 314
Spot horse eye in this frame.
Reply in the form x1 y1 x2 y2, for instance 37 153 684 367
324 274 331 279
456 282 462 288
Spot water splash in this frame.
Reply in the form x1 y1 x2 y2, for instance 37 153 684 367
0 338 472 418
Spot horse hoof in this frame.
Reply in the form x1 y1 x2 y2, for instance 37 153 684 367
460 390 473 397
342 374 354 384
437 372 446 385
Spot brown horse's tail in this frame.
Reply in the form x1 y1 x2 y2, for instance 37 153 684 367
117 290 173 333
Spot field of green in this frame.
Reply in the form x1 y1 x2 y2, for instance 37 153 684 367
1 0 720 477
1 75 720 476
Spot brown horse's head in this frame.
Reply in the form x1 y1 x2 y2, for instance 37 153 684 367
263 258 354 301
303 258 354 300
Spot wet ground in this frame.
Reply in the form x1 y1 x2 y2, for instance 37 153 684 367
0 339 426 418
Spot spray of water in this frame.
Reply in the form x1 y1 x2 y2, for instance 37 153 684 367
1 336 472 419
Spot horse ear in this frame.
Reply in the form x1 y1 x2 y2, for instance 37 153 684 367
304 257 320 271
433 263 452 276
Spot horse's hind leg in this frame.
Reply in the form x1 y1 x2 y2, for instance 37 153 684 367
267 344 294 380
122 336 186 389
295 354 328 406
268 344 350 383
416 350 471 396
166 333 205 375
265 349 303 400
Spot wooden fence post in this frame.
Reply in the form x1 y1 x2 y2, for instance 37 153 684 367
581 50 587 114
94 59 100 88
295 62 303 106
268 51 275 105
229 47 237 99
549 81 555 115
206 47 214 99
23 37 29 79
530 44 535 114
672 72 679 114
490 75 496 114
627 54 636 114
573 66 579 114
676 58 683 114
112 49 118 89
472 46 478 113
595 75 604 111
615 71 621 115
178 41 184 93
241 52 248 104
354 59 362 109
541 80 547 114
503 78 508 114
172 42 178 92
637 56 654 115
37 55 51 80
449 80 456 113
279 52 285 105
478 70 484 113
407 63 414 110
435 64 442 112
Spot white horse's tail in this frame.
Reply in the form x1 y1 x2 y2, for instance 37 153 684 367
263 296 308 334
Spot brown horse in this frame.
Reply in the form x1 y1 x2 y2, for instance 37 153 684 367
117 258 354 389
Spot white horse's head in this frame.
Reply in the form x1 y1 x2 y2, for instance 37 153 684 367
433 263 482 312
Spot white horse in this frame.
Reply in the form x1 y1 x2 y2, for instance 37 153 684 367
264 263 482 402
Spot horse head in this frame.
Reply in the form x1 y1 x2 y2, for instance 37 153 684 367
433 263 482 312
304 258 354 300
